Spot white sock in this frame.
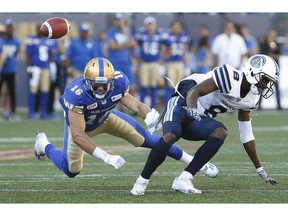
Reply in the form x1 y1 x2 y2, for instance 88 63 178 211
179 151 194 165
138 175 149 183
179 171 193 180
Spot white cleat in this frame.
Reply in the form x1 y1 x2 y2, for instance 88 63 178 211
181 153 219 178
34 132 50 161
130 176 149 196
172 171 202 194
200 162 219 178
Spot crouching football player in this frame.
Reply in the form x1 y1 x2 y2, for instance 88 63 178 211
131 54 278 195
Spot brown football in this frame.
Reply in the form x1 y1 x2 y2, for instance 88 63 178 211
39 17 71 39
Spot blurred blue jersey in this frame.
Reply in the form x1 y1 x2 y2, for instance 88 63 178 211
1 37 21 73
163 31 190 62
65 38 96 72
136 27 166 62
59 71 130 132
25 35 53 68
107 27 133 62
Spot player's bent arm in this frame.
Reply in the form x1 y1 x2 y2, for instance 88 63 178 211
68 109 97 155
186 77 218 108
120 93 151 119
238 109 261 168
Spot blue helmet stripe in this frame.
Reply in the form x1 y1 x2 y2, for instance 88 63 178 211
98 58 104 77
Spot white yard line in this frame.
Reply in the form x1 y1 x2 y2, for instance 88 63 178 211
0 124 288 143
0 188 287 193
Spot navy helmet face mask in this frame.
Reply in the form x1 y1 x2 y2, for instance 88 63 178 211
83 58 115 100
253 73 275 99
243 54 279 99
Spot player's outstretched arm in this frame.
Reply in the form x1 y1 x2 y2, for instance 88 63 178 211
68 110 125 170
238 109 278 185
69 109 98 154
120 93 151 118
120 93 162 134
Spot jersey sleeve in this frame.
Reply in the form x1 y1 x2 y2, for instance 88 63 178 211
114 71 130 96
212 64 234 93
62 88 85 114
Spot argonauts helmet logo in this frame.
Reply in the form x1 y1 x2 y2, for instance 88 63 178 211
250 55 266 68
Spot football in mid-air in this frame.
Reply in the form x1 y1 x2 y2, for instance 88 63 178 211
39 17 71 39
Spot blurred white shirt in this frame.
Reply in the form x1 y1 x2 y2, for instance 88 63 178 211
211 33 248 69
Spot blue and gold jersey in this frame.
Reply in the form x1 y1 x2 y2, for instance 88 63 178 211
59 71 130 132
163 31 190 62
25 35 54 68
135 27 166 62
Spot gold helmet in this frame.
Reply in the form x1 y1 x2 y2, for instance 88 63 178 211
83 57 115 99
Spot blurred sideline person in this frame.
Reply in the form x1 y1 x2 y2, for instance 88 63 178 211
191 24 214 54
34 58 217 178
211 20 248 70
25 23 54 120
65 24 96 84
191 24 214 74
131 54 278 195
135 16 166 108
107 13 137 96
239 23 259 58
163 19 190 105
194 32 213 74
0 19 21 121
94 29 108 58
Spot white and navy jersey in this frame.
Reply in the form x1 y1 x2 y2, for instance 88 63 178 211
59 71 130 132
175 64 260 118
